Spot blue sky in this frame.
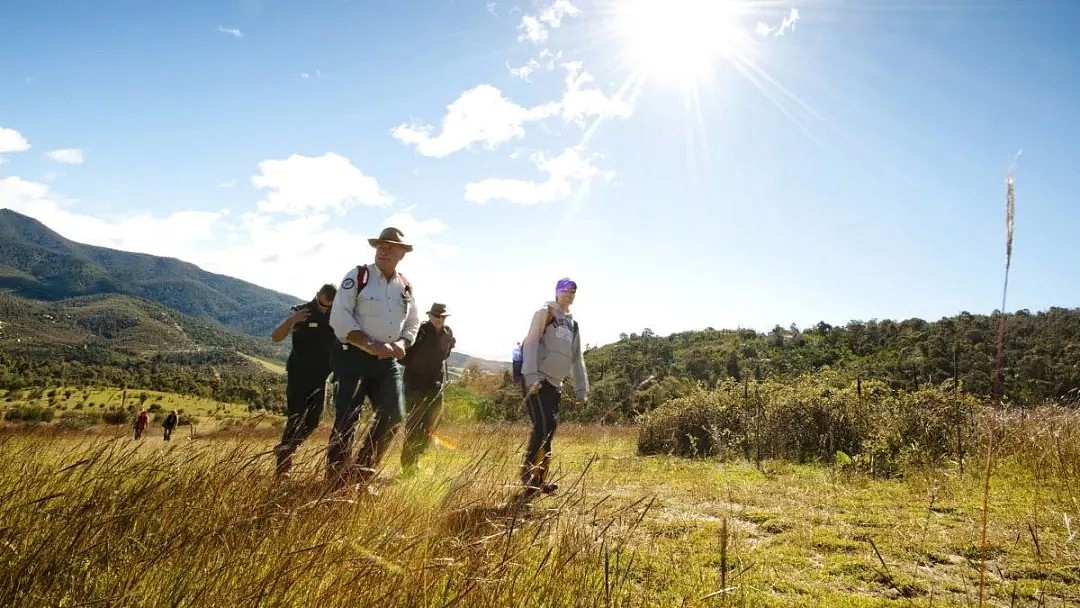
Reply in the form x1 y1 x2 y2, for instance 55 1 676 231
2 0 1078 360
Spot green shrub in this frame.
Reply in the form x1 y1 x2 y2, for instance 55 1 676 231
3 405 55 423
637 371 986 473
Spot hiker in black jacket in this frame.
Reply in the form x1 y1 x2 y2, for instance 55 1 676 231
399 302 456 475
270 283 338 476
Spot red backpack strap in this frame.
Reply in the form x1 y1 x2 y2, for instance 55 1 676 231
399 272 412 295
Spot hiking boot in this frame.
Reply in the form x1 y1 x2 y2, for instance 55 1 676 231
274 446 295 477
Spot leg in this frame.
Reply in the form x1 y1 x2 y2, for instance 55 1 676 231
326 351 367 487
275 373 324 476
353 360 405 481
523 382 560 492
401 379 441 473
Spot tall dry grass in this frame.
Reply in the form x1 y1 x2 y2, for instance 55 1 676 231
0 426 654 607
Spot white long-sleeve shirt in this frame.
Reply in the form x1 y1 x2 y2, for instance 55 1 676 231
329 264 420 346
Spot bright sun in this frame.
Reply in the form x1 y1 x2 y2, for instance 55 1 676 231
614 0 748 88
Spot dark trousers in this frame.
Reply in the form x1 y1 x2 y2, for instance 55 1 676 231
277 368 329 452
401 375 443 470
523 380 560 481
163 426 175 441
328 347 404 475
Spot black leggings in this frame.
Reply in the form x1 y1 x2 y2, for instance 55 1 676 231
524 381 560 469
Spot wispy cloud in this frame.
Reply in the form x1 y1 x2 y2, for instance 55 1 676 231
217 25 243 38
517 0 581 43
0 127 31 154
557 62 633 126
756 7 800 37
394 61 630 158
465 146 608 205
252 153 392 215
392 85 560 158
486 1 498 17
44 148 84 165
216 179 238 189
508 48 561 82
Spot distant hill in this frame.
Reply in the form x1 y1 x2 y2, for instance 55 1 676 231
0 209 509 373
448 351 509 373
0 208 301 338
0 291 286 368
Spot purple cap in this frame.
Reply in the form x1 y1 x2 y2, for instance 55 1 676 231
556 277 577 293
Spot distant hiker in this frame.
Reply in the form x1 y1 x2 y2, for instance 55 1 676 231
519 278 589 495
163 410 179 441
399 302 456 475
512 342 524 394
134 409 149 440
327 227 419 490
270 283 338 476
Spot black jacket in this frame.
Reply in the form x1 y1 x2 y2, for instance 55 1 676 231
401 321 455 380
286 300 337 375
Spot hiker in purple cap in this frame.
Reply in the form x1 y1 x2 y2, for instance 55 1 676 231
519 277 589 495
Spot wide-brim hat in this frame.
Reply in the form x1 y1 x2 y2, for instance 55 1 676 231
368 227 413 252
426 302 450 317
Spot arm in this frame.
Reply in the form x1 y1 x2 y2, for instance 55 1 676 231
521 307 548 389
401 322 428 366
397 289 421 350
443 329 456 360
328 267 370 348
571 328 589 400
270 307 309 343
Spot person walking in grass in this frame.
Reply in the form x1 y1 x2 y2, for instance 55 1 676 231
519 277 589 495
133 409 149 440
270 283 338 476
163 410 179 441
399 302 456 476
327 227 419 490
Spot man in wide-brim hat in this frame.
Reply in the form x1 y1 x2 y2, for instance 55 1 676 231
399 301 457 476
327 226 420 490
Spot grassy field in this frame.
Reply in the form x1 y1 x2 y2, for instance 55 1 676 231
0 387 268 420
0 415 1077 607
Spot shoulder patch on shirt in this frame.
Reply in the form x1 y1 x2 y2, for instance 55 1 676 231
341 278 355 290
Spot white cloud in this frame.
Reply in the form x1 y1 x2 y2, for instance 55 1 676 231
517 16 547 43
0 127 31 154
486 1 498 16
517 0 581 44
394 61 629 158
557 62 633 126
217 25 243 38
44 148 85 165
217 179 238 189
756 7 800 37
251 152 392 215
465 145 608 206
392 85 559 158
508 48 561 82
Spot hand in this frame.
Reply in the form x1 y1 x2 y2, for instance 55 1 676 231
527 382 542 396
288 308 311 324
389 341 407 359
368 342 396 359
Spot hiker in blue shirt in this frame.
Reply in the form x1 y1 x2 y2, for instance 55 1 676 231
519 277 589 495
